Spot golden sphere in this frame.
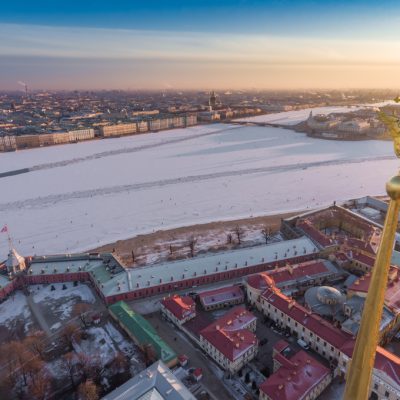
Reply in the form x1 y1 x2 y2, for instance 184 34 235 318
386 175 400 200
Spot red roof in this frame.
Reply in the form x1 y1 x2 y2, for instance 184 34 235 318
297 220 332 248
273 339 290 354
200 306 258 362
193 368 203 377
348 269 400 312
262 288 351 349
297 207 379 254
375 347 400 387
340 341 400 388
198 285 244 307
334 252 349 262
161 294 196 321
246 260 331 291
260 350 330 400
247 273 274 290
351 252 375 267
268 261 329 284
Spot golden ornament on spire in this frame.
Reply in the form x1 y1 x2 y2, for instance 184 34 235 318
378 109 400 157
344 98 400 399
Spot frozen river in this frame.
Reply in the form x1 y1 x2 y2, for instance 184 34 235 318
0 120 397 257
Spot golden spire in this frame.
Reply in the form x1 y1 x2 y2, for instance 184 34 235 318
344 99 400 399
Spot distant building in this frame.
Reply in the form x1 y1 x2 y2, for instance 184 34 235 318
209 91 217 110
337 119 370 134
102 360 196 400
0 135 17 151
68 128 95 142
185 114 197 126
197 111 220 122
99 123 138 137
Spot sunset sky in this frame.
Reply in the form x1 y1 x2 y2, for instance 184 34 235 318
2 0 400 90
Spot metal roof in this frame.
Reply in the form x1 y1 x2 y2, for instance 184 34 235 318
102 361 196 400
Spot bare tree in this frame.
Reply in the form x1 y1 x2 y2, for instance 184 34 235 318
261 226 273 245
6 341 34 386
78 379 99 400
61 352 77 388
233 225 244 245
76 352 93 382
61 323 81 351
227 233 233 244
188 236 197 258
0 342 20 392
28 369 50 400
25 357 45 386
24 331 46 359
73 303 92 329
110 351 128 375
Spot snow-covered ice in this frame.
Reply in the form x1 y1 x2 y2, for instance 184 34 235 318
0 121 398 258
235 101 394 125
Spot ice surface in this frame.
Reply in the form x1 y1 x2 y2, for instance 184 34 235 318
0 121 397 258
235 101 394 125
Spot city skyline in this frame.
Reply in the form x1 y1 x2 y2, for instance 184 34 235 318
2 1 400 90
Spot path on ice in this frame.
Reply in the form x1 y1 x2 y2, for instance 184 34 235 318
1 118 398 257
0 153 396 211
1 126 239 177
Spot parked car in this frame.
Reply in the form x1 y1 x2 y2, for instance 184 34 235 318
297 339 310 350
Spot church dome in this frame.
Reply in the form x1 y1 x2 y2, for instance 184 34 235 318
315 286 343 305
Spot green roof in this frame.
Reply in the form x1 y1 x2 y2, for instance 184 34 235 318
109 301 176 365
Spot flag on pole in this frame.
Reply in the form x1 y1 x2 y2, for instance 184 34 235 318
0 225 7 233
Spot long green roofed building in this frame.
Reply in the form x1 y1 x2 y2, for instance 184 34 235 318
109 301 177 367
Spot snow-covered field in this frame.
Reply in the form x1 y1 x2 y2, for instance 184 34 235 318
32 283 96 304
0 122 398 257
0 291 33 333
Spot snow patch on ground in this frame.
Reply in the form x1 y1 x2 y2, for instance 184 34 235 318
74 326 117 365
32 283 96 304
0 291 32 331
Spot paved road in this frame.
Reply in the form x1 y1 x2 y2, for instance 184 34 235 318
146 312 233 400
26 293 52 335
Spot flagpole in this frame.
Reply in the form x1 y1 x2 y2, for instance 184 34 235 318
1 224 12 250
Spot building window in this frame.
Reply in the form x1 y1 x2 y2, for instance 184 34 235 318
374 384 378 390
385 391 389 398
